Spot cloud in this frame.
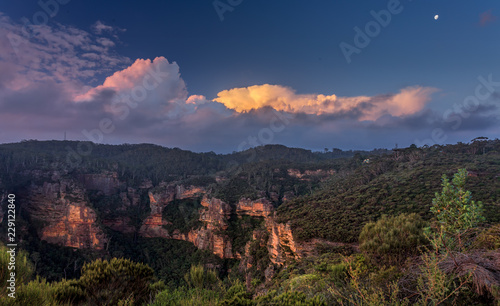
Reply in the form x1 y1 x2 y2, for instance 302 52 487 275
0 11 497 152
75 57 188 120
91 20 126 36
479 9 496 26
0 12 130 94
214 84 438 121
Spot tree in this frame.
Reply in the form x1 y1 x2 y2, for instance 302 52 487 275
428 168 485 252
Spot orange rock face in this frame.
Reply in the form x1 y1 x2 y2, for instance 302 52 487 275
26 181 106 250
139 192 170 237
265 216 299 264
236 198 273 217
139 192 234 258
23 170 307 265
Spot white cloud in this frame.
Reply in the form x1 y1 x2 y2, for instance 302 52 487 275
214 84 438 121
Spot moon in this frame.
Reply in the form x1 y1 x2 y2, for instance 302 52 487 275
434 14 439 20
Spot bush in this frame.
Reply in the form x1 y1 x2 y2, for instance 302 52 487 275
75 258 154 305
183 264 220 291
359 213 428 266
151 287 221 306
0 244 34 298
2 277 58 306
473 224 500 250
256 290 326 305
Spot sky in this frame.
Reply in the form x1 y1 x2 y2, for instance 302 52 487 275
0 0 499 153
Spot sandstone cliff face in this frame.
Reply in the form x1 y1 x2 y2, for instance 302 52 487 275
20 169 306 267
25 179 106 250
236 198 273 218
139 191 234 259
139 192 170 238
136 185 306 263
265 216 300 264
138 184 204 237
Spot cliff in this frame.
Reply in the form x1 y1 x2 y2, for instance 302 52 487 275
14 170 310 270
25 178 106 250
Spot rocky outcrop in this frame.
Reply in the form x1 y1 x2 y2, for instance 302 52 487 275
19 168 308 266
236 198 273 218
25 180 106 250
139 192 234 258
176 185 205 199
265 215 299 264
139 192 170 237
173 228 233 259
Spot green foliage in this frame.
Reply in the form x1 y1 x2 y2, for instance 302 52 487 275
151 287 222 306
162 198 203 234
473 224 500 250
277 143 500 243
256 290 327 305
415 252 456 305
2 277 59 306
104 233 222 288
219 279 253 305
213 177 258 204
73 258 154 305
0 244 33 297
182 175 217 187
226 215 265 255
414 168 497 305
2 140 500 305
429 168 485 251
359 213 428 266
184 264 220 291
52 278 86 304
328 255 409 305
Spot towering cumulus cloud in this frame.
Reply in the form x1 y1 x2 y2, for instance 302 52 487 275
214 84 438 121
75 57 188 107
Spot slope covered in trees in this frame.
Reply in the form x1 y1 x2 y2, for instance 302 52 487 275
277 141 500 243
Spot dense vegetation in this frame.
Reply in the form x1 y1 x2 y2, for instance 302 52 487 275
278 141 500 243
0 139 499 304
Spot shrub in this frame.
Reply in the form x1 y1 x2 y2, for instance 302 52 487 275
359 213 428 266
3 277 58 306
76 258 154 305
183 264 220 291
0 244 34 298
473 224 500 250
151 287 221 306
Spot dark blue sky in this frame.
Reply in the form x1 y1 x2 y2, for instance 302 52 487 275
0 1 499 152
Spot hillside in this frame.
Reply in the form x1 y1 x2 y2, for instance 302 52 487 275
1 139 499 304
